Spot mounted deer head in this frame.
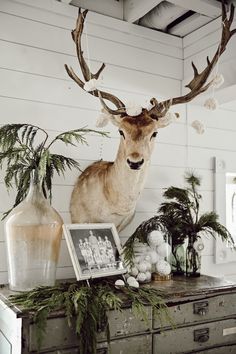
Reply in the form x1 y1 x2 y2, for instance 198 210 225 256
66 2 236 232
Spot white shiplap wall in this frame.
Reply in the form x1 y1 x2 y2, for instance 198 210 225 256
0 0 236 284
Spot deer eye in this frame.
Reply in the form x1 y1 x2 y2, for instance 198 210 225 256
119 130 125 139
151 131 158 139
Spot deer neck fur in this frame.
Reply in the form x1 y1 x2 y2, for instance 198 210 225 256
106 143 149 212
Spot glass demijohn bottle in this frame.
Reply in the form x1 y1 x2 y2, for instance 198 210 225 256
5 174 63 291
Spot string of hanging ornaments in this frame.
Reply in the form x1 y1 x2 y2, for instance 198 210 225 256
82 12 224 138
81 14 178 131
191 18 225 135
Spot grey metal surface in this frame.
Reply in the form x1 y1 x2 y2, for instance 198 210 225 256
109 334 152 354
154 293 236 329
2 276 236 354
149 275 236 300
28 307 152 351
153 318 236 354
195 344 236 353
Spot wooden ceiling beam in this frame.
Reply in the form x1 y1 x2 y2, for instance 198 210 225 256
167 0 222 18
71 0 124 19
124 0 162 23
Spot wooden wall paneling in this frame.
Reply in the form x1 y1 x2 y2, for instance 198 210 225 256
1 0 182 48
1 0 236 283
0 39 180 97
0 243 7 271
188 105 236 131
0 12 182 80
188 125 236 151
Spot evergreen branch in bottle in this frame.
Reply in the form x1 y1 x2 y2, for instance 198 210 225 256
0 123 108 219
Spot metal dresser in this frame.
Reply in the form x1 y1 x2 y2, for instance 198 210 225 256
1 275 236 354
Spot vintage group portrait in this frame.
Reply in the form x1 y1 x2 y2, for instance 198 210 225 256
63 223 126 280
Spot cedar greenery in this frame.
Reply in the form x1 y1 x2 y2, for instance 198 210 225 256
123 172 234 267
158 172 234 246
0 124 107 218
9 279 170 354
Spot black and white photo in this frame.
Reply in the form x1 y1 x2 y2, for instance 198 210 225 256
63 223 126 280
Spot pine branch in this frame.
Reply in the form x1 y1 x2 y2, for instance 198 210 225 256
0 124 108 219
9 280 170 354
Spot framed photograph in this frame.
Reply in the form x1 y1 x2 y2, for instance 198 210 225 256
63 223 126 280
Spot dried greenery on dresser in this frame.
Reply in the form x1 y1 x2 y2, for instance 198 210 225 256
0 123 107 218
9 279 171 354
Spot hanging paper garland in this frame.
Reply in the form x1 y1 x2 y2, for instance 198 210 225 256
191 120 205 135
204 97 219 111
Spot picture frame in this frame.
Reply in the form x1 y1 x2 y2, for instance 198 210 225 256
63 223 126 280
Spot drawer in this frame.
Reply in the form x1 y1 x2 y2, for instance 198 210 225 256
97 334 152 354
27 307 152 352
30 334 152 354
154 293 236 329
195 344 236 353
98 306 152 341
153 318 236 354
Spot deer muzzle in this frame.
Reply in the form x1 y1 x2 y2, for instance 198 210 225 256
127 158 144 170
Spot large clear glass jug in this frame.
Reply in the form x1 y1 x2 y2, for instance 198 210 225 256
5 177 63 291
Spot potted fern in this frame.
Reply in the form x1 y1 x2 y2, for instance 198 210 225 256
0 123 106 290
158 173 234 277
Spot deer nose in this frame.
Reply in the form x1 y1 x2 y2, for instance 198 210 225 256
127 158 144 170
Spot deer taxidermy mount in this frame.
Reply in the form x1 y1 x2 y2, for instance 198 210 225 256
65 1 236 232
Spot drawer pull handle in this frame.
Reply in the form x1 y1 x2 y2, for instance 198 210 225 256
194 328 209 343
193 301 209 316
198 308 207 316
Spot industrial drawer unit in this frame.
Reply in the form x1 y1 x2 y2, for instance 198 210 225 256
1 275 236 353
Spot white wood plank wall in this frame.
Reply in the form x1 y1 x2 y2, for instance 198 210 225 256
0 0 235 284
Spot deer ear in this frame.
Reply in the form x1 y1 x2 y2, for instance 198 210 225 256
96 109 122 127
155 112 179 129
108 115 122 127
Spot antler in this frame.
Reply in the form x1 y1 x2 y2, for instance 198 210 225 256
149 0 236 120
65 8 126 116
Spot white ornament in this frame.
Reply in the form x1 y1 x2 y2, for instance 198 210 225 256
148 251 160 264
157 111 178 128
127 276 136 285
115 279 125 287
138 262 147 273
129 280 139 288
145 271 152 281
137 272 147 282
83 78 100 92
193 239 205 253
130 266 139 277
148 230 165 247
125 101 142 117
204 97 219 111
145 261 152 271
212 74 224 89
144 255 151 262
157 242 171 258
156 260 171 276
191 120 205 135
